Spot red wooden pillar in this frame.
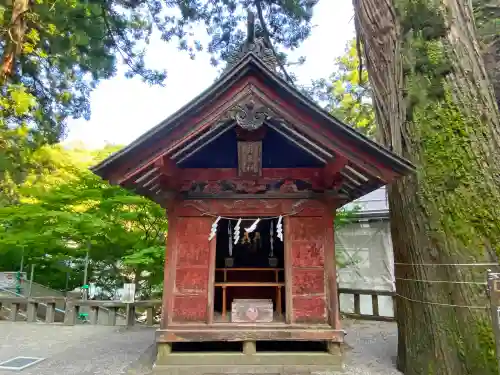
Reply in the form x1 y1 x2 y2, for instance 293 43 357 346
323 199 341 330
161 200 178 328
284 217 293 324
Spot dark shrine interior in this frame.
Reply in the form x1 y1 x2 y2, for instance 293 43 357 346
213 218 286 318
178 125 324 169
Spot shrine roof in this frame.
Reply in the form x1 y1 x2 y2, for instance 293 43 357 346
91 41 415 206
92 53 413 171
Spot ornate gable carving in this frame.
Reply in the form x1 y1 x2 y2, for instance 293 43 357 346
229 97 269 131
225 36 278 72
213 90 275 132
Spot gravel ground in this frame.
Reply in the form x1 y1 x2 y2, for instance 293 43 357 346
341 319 401 375
0 320 400 375
0 322 155 375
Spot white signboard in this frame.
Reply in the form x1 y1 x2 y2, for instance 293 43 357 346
0 272 26 289
120 283 136 303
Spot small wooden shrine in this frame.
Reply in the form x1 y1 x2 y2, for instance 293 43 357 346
91 12 414 368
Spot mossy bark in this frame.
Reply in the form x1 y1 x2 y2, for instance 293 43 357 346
472 0 500 107
354 0 500 373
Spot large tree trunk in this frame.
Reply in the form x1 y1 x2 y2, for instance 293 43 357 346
0 0 29 84
354 0 500 373
473 0 500 107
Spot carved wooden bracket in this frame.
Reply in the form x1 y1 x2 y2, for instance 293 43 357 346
230 98 269 131
154 156 181 190
212 90 276 132
323 156 348 190
155 156 178 177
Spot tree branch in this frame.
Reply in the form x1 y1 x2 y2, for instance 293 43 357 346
100 4 151 82
255 0 295 84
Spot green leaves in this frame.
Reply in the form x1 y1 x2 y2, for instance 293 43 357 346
304 38 376 138
0 144 167 295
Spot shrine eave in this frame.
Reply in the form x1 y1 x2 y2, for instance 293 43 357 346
90 53 415 207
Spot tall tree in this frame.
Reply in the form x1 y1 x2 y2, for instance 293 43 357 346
353 0 500 374
304 38 375 137
473 0 500 107
0 0 316 140
0 0 317 202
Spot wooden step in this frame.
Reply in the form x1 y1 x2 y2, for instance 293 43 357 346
152 364 344 375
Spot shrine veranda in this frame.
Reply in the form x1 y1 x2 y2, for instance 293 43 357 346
91 13 414 365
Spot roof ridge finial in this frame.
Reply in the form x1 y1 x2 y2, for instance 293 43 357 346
224 10 278 72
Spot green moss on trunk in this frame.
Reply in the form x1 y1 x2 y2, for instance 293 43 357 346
354 0 500 373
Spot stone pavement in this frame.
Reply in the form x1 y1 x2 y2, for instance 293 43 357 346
0 320 400 375
0 322 155 375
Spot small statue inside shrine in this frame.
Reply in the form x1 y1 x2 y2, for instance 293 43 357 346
235 228 266 266
252 232 262 253
241 231 251 245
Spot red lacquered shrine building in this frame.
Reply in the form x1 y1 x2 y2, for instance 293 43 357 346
92 14 414 369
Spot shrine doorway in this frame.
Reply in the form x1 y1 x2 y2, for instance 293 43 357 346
213 218 286 323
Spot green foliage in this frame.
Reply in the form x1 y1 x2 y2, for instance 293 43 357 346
0 0 317 195
303 39 376 138
167 0 316 66
0 0 317 143
1 0 167 141
0 144 167 296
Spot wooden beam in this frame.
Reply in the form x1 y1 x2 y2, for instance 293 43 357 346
153 157 183 191
179 167 324 182
323 156 347 190
156 327 345 342
135 167 159 185
345 165 369 182
142 175 160 189
271 119 333 159
155 156 179 178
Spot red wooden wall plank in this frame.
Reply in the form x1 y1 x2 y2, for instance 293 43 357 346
288 216 328 324
172 217 212 322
